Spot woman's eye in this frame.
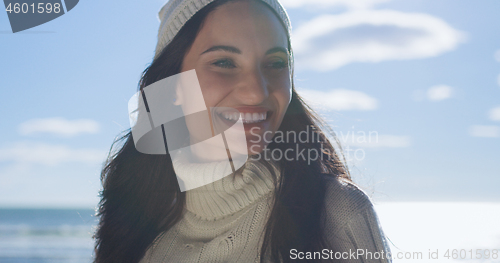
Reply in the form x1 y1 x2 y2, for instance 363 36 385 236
267 59 288 69
212 59 236 69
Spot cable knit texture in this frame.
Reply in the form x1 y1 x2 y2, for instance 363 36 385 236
139 150 392 263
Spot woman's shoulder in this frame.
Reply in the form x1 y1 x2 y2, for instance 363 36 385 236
320 175 376 228
320 175 393 262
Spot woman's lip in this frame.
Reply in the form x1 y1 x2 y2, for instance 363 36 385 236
215 106 272 115
212 110 273 131
234 106 271 114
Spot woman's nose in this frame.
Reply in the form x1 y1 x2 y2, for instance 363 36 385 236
235 68 269 105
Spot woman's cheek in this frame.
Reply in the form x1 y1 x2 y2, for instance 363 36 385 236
197 72 234 107
269 72 292 101
200 76 227 107
277 82 292 109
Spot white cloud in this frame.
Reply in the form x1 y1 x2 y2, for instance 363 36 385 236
427 85 453 101
18 117 100 137
292 10 466 71
489 106 500 121
297 88 378 111
468 125 500 138
0 142 107 166
494 49 500 62
280 0 391 9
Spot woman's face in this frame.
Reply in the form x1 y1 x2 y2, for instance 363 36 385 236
180 0 291 160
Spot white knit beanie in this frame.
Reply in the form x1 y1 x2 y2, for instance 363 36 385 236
154 0 292 58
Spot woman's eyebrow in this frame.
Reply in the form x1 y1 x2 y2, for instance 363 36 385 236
266 47 289 55
201 45 241 55
200 46 289 56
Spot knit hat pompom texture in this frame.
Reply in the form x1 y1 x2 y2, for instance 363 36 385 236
155 0 292 58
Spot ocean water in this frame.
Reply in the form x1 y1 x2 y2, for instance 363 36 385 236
0 209 96 263
0 203 498 263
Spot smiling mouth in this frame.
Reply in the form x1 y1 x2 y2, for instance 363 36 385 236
219 111 270 124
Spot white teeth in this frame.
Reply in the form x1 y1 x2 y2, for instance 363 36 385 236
245 113 252 122
220 111 268 123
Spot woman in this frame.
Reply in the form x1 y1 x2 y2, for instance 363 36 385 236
94 0 392 262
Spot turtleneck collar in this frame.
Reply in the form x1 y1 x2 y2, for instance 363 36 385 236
171 148 280 220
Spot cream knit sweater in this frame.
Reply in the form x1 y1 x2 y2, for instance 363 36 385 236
139 150 392 262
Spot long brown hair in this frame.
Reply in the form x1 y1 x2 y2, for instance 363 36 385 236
93 0 350 262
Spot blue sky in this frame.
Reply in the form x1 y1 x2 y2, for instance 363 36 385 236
1 0 499 207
